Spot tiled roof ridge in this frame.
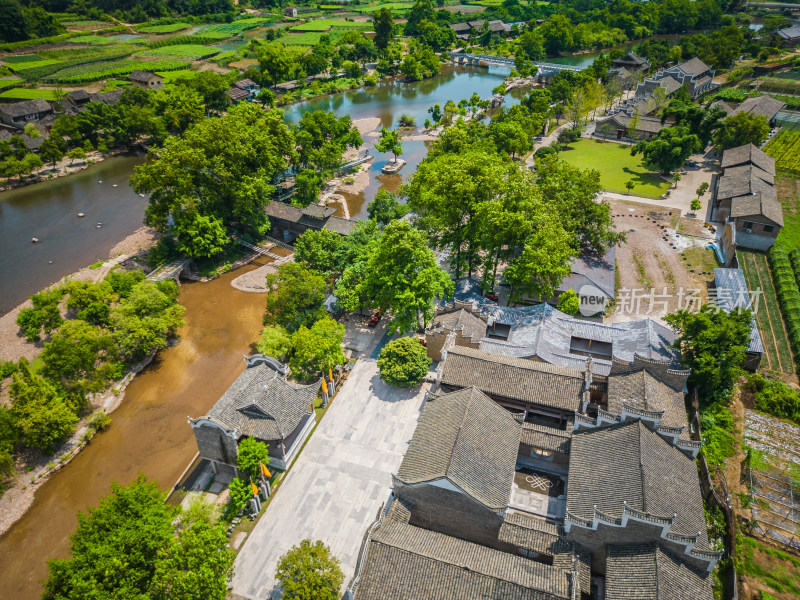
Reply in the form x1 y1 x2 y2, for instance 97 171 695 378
447 345 583 378
371 519 571 596
443 388 478 482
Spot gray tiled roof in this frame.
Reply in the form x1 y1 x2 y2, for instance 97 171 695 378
395 387 520 511
721 143 776 175
567 420 709 547
737 95 785 121
520 421 572 453
129 69 158 83
713 268 763 354
355 517 572 600
233 78 257 89
607 370 688 430
323 215 358 235
709 100 735 117
265 201 303 221
660 75 682 95
613 53 649 68
675 57 711 77
439 346 586 412
0 98 53 118
429 308 487 341
203 363 319 441
606 543 714 600
447 279 681 374
730 188 784 226
229 88 250 102
778 25 800 40
448 22 471 32
498 511 562 553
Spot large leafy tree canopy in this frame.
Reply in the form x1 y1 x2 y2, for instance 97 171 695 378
664 304 753 403
378 336 432 387
631 124 701 174
276 539 345 600
294 110 362 173
43 476 234 600
713 112 771 150
132 104 295 257
359 220 454 333
264 262 328 333
290 316 346 381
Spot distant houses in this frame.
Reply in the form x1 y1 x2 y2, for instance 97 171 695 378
777 25 800 47
611 52 650 74
448 19 512 39
711 95 786 126
128 70 164 90
284 5 298 17
229 78 261 104
264 201 358 242
0 98 54 129
635 57 717 99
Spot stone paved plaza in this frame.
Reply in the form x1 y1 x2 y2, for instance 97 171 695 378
231 337 431 599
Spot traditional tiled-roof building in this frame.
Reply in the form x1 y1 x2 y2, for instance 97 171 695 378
713 143 783 254
348 347 717 599
188 355 320 470
264 201 358 241
0 98 54 129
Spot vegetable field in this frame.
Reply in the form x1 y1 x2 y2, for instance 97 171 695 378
289 19 372 31
1 54 44 63
135 22 191 33
9 59 63 70
51 59 190 83
739 249 795 374
0 78 22 89
768 245 800 367
283 32 328 46
67 35 117 45
193 18 275 37
137 44 219 60
764 129 800 172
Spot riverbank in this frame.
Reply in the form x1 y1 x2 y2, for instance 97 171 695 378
0 146 139 195
0 226 159 535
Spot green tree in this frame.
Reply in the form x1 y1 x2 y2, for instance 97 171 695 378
373 7 394 50
110 281 185 362
43 476 185 600
149 520 234 600
256 324 293 362
23 122 39 138
264 262 327 333
226 477 253 516
631 124 701 174
404 0 435 36
294 229 344 276
294 111 362 172
132 105 294 256
367 189 408 225
696 182 709 198
504 224 574 303
375 127 402 162
177 70 231 113
713 112 770 150
16 287 65 341
154 85 205 133
275 539 345 600
290 316 345 381
690 198 702 213
172 209 229 258
40 319 113 396
557 289 580 315
359 220 453 333
237 437 270 481
257 42 295 86
293 168 322 208
664 304 753 403
9 359 77 453
0 0 28 42
67 147 87 166
377 336 431 386
625 180 635 194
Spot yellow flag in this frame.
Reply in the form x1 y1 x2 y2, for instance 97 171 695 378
321 376 328 395
251 479 258 496
260 461 272 479
329 365 334 382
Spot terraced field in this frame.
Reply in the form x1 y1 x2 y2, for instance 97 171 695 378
289 19 372 31
764 129 800 172
137 44 220 60
135 22 191 33
739 249 795 374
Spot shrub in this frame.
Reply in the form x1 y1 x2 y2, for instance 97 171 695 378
377 337 431 387
746 373 800 424
556 290 580 315
256 325 293 362
16 287 66 341
398 113 416 127
88 411 111 431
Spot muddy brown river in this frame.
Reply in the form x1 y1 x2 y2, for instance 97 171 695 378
0 263 267 599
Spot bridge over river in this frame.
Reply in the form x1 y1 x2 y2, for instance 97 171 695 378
449 52 584 73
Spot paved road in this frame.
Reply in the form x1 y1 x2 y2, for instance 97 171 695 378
231 331 431 599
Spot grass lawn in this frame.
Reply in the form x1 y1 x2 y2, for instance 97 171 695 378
775 171 800 251
557 138 670 199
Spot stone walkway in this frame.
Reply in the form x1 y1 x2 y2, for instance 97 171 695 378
231 328 431 599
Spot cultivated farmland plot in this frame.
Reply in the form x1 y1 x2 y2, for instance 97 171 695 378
744 410 800 551
289 19 372 31
764 130 800 172
135 22 191 34
136 44 220 60
739 250 795 374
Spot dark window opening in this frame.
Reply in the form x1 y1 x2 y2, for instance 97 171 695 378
569 336 613 360
486 322 511 340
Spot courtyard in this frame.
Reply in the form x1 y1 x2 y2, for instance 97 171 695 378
230 332 431 599
558 138 671 199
